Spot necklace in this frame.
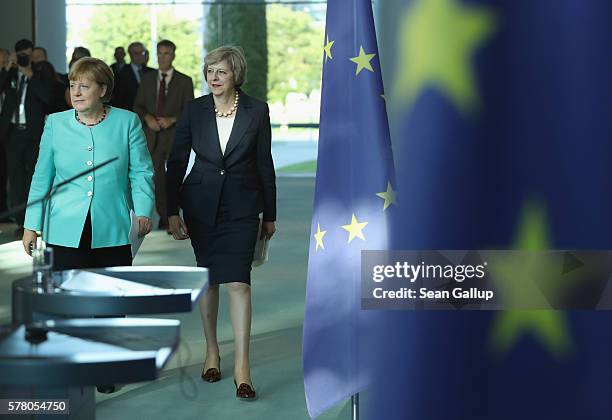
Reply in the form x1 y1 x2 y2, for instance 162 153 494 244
75 106 107 127
214 91 239 118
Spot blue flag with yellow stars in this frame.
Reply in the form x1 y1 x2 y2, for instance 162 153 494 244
368 0 612 419
302 0 395 417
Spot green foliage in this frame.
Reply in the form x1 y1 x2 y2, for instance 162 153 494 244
68 3 324 104
205 4 268 101
267 5 324 104
70 5 203 93
277 159 317 173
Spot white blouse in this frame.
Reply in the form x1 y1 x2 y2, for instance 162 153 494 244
216 115 236 155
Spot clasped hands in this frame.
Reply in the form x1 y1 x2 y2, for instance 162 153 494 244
145 114 175 132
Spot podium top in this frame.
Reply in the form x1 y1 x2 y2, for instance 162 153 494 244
12 266 209 321
0 318 180 386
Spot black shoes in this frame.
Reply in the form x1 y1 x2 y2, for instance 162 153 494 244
234 379 257 400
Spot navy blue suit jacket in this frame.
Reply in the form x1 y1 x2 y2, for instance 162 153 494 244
166 91 276 226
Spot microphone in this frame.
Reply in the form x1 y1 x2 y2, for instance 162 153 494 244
0 156 119 221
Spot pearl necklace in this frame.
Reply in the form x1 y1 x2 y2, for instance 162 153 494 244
214 91 239 118
76 106 107 127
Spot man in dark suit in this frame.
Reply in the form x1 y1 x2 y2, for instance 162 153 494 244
134 40 194 230
0 39 54 234
112 42 154 110
0 48 9 220
110 46 126 75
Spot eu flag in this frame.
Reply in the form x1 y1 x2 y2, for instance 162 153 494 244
302 0 395 417
369 0 612 418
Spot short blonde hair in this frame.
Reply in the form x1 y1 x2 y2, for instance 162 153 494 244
68 57 114 102
204 45 247 87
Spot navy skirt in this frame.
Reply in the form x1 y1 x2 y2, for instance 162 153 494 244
186 203 259 286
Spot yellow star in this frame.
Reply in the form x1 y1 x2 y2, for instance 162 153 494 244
393 0 496 114
342 214 368 243
323 36 335 62
376 182 397 210
488 202 571 359
314 223 327 251
349 46 376 76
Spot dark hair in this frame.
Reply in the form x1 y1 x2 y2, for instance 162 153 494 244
72 46 91 59
157 39 176 53
128 42 145 53
33 46 48 59
14 39 34 53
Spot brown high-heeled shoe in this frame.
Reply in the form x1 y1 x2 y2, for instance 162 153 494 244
201 357 221 383
234 379 257 400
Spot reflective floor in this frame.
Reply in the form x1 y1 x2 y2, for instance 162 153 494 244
0 177 348 420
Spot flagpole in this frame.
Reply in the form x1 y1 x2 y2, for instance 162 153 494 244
352 393 359 420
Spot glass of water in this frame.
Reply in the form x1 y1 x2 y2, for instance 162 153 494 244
32 247 54 291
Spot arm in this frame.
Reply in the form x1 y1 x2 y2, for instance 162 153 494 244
127 113 155 219
166 101 193 217
256 103 277 223
134 79 161 131
26 62 54 105
24 115 56 232
175 76 195 124
133 80 148 121
0 68 11 95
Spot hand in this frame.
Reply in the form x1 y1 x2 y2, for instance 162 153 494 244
261 221 276 240
20 65 33 79
156 117 175 130
137 216 152 237
6 53 16 71
22 229 38 256
168 215 189 240
145 114 161 132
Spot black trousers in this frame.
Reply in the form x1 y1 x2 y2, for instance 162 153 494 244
0 136 8 215
48 211 132 270
6 126 39 225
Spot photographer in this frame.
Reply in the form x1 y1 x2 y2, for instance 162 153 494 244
0 39 55 237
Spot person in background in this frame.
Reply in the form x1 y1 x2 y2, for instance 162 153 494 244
22 57 154 270
31 46 70 114
134 39 194 231
110 46 126 75
68 46 91 70
166 45 276 401
0 48 9 221
30 47 47 65
112 42 154 111
0 39 55 237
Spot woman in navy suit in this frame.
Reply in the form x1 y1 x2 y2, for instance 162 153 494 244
166 46 276 400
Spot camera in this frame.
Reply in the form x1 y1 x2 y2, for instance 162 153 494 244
16 53 30 67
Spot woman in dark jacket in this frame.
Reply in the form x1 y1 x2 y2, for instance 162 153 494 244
166 45 276 400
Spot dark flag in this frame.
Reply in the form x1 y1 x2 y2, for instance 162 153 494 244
371 0 612 418
302 0 395 417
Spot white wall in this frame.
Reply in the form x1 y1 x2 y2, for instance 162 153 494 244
35 0 67 73
0 0 66 72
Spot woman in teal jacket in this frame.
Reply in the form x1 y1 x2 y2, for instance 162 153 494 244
22 57 154 269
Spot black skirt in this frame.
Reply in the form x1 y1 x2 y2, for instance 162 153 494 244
186 203 259 286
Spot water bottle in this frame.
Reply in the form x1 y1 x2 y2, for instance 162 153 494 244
32 247 54 292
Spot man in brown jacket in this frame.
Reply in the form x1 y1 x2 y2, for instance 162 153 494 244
134 39 194 230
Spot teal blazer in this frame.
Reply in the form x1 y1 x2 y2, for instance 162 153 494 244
24 107 155 248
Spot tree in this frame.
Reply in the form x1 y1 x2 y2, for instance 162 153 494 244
205 3 268 101
69 5 203 93
266 5 323 105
